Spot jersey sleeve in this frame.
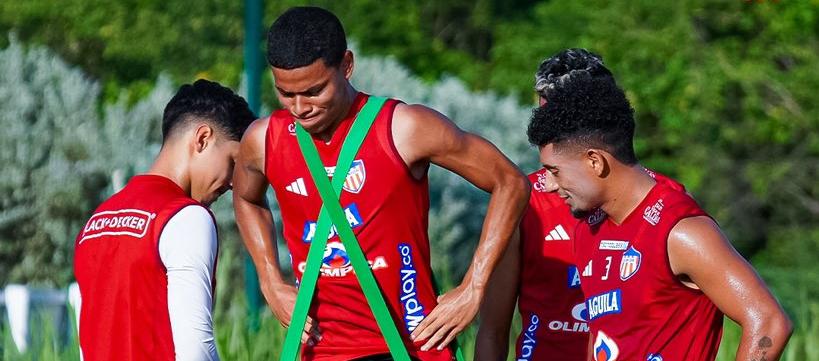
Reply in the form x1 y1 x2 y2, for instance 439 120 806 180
158 205 220 361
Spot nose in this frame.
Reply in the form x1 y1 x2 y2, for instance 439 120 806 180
292 96 312 119
542 171 559 193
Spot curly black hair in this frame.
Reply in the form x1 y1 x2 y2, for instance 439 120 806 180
162 79 256 143
267 6 347 70
535 48 613 100
527 75 637 165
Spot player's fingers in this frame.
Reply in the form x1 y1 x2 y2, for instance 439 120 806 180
410 308 440 340
299 316 317 344
413 311 446 342
310 322 322 340
436 326 461 351
420 322 453 351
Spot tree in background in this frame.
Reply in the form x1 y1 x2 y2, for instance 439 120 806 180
0 0 816 317
0 37 170 285
0 37 535 294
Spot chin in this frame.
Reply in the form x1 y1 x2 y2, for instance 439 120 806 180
570 208 592 219
297 114 328 132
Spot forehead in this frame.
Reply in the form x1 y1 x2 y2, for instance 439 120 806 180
272 59 334 92
538 143 579 166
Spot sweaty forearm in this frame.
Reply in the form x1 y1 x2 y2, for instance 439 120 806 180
475 230 520 361
735 314 793 361
462 174 529 289
233 196 289 303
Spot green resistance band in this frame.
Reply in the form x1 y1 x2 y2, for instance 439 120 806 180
282 96 464 361
282 96 410 360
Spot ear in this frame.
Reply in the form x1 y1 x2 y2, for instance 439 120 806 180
585 148 610 178
342 50 354 80
193 124 215 153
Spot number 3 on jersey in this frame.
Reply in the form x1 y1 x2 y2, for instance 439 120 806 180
601 256 612 281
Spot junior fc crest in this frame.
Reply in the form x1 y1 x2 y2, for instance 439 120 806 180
619 246 642 281
342 159 366 193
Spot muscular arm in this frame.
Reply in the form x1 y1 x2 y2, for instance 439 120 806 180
394 104 530 350
668 216 793 361
232 118 318 343
474 228 521 361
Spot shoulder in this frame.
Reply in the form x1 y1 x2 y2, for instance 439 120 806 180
159 205 217 266
654 183 706 222
168 205 215 228
668 215 721 247
238 116 274 171
392 103 462 146
646 168 686 193
161 205 216 242
666 215 730 278
242 116 271 144
393 103 451 124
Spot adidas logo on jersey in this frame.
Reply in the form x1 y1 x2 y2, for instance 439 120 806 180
582 260 593 277
286 178 308 196
544 224 570 241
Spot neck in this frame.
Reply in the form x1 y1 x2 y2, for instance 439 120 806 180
599 164 656 225
146 145 191 196
314 84 358 142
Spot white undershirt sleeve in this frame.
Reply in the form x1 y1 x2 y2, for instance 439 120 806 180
159 205 220 361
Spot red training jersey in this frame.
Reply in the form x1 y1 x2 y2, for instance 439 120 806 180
515 169 589 361
574 182 723 361
265 93 453 360
73 175 210 361
516 168 682 361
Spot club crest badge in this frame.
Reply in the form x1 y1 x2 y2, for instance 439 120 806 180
342 159 366 193
619 246 642 281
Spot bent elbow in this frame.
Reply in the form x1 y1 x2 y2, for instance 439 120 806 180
509 171 531 204
777 312 794 340
759 309 794 346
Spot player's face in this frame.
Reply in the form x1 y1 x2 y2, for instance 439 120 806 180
539 143 604 218
190 136 239 207
272 52 353 135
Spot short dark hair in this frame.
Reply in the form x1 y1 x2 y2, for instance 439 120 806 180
527 76 638 165
266 6 347 70
162 79 255 143
535 48 612 100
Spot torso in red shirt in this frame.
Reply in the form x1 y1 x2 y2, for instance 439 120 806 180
264 93 453 360
574 181 723 361
73 175 206 361
515 169 589 361
516 168 682 361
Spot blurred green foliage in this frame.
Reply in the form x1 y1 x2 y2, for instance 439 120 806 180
0 0 817 331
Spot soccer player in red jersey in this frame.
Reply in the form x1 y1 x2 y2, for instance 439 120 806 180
476 49 684 361
526 73 792 360
232 6 529 360
74 80 255 361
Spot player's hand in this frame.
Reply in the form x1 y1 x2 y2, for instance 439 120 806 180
270 283 322 346
410 283 483 351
